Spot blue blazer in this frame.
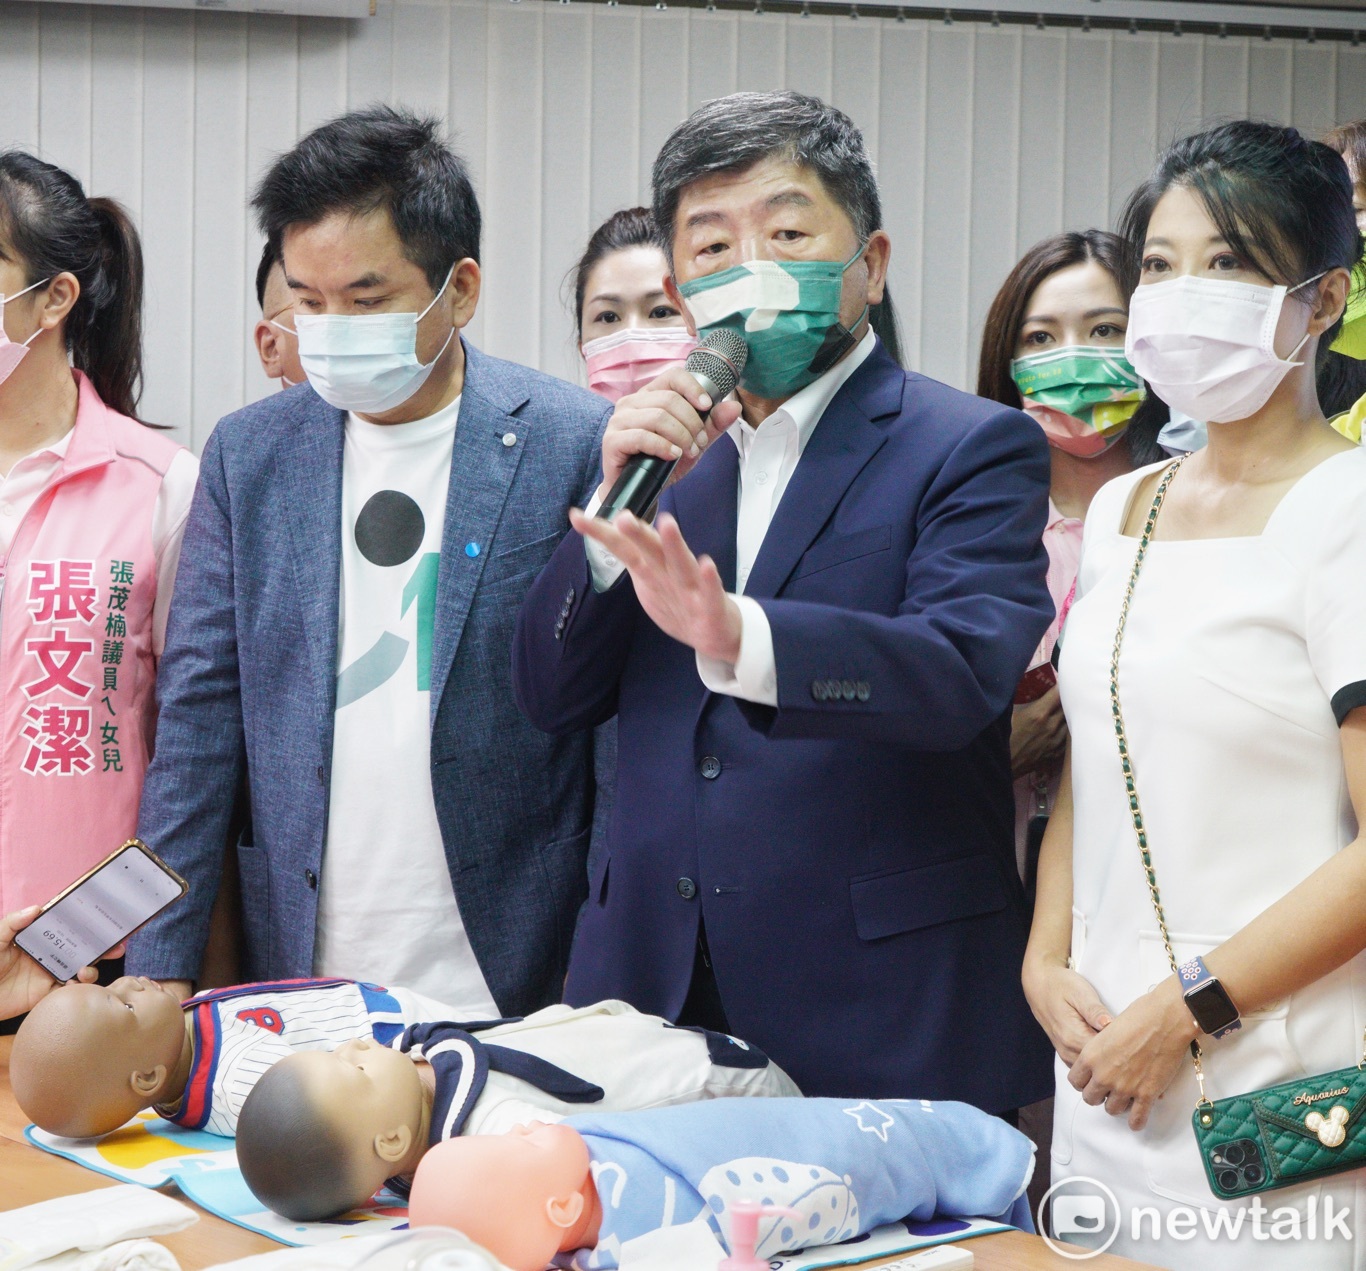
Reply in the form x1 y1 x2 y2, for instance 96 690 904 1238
129 342 611 1016
514 342 1055 1109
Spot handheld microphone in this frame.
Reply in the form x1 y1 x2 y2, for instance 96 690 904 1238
596 328 748 522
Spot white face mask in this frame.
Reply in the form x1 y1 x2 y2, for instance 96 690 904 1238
0 276 51 388
293 265 456 414
1125 272 1323 424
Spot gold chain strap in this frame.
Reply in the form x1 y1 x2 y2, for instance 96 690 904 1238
1106 454 1213 1107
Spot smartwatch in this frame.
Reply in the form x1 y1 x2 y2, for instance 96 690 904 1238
1178 956 1242 1039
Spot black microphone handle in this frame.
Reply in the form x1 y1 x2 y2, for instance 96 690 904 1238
595 369 727 522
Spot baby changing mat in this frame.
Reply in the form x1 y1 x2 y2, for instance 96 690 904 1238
25 1111 409 1246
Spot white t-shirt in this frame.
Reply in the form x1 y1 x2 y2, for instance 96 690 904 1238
313 398 497 1014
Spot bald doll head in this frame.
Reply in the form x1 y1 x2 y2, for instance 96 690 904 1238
12 977 186 1137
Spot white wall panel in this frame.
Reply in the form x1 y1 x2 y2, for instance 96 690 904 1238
587 5 642 226
689 11 739 110
919 24 973 388
786 13 834 102
37 3 91 185
1155 32 1202 146
0 5 41 152
967 27 1021 384
1015 29 1065 257
191 13 248 450
137 9 194 436
1062 34 1112 233
483 1 543 370
1108 33 1157 222
90 7 144 220
876 19 926 370
737 12 785 91
1339 45 1366 124
539 3 592 384
242 16 298 406
1293 43 1338 139
1201 35 1249 121
0 0 1362 446
1248 40 1292 122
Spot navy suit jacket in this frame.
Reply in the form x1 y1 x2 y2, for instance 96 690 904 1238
514 342 1055 1109
129 342 611 1016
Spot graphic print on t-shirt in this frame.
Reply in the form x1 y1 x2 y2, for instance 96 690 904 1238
335 490 439 706
316 400 498 1013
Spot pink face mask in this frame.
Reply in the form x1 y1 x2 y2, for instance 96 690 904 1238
582 326 697 403
0 277 50 388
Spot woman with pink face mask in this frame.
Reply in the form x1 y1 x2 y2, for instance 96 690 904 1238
570 210 696 857
0 152 195 999
572 208 696 403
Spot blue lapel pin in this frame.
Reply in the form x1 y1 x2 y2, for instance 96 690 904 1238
465 542 481 558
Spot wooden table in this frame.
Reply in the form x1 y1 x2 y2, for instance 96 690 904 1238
0 1036 1155 1270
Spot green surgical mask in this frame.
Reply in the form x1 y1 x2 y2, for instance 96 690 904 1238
678 244 868 399
1010 345 1144 458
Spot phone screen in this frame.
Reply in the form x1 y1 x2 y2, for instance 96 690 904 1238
14 844 184 982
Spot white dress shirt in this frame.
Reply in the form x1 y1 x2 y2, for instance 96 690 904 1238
586 329 876 706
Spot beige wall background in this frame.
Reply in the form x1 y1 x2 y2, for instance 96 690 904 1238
1 0 1364 450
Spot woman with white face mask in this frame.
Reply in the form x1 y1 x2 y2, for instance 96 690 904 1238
572 208 696 403
1023 121 1366 1268
0 152 196 1008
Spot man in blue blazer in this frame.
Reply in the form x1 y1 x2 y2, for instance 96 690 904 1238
514 92 1055 1111
129 107 608 1014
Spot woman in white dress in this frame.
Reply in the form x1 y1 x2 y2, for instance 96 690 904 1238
1023 121 1366 1269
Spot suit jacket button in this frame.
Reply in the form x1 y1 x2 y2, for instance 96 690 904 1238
841 679 856 701
826 678 841 699
699 755 722 780
304 869 318 890
856 680 870 701
811 680 827 701
565 587 576 606
676 877 698 900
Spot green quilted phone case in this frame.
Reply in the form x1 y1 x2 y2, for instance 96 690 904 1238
1193 1064 1366 1199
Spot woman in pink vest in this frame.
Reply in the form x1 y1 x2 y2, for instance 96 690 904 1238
0 151 196 919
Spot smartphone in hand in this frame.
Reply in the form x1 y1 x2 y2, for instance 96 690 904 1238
14 840 186 983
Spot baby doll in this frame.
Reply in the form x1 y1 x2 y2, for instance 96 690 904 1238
11 975 457 1138
235 1001 800 1222
406 1098 1036 1271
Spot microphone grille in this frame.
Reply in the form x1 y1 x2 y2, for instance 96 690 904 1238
685 328 748 399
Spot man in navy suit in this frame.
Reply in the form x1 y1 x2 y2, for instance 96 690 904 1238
514 92 1055 1111
128 107 609 1013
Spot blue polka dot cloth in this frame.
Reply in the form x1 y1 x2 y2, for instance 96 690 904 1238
554 1096 1035 1269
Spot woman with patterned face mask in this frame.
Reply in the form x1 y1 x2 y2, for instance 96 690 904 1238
572 209 696 404
977 231 1167 1219
1024 122 1366 1270
977 231 1166 892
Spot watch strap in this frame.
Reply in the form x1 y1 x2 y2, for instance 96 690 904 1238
1178 955 1242 1039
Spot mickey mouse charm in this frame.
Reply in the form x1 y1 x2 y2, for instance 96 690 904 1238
1305 1105 1350 1148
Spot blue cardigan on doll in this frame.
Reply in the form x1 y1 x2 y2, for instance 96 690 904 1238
554 1096 1035 1270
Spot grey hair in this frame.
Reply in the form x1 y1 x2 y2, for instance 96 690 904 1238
651 91 882 262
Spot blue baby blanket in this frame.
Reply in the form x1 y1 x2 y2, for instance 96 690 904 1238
556 1096 1034 1269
